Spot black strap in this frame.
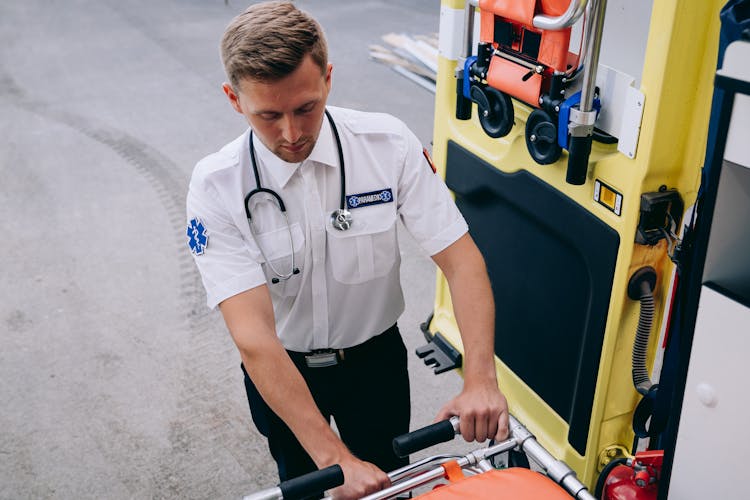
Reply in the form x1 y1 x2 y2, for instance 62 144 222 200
633 385 660 440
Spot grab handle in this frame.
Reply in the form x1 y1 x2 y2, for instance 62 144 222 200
392 417 460 458
566 135 593 185
533 0 588 30
565 0 607 185
280 465 343 500
243 465 343 500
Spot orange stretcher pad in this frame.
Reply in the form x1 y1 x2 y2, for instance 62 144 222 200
477 0 575 107
416 465 571 499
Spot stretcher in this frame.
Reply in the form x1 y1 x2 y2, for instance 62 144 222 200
242 415 597 500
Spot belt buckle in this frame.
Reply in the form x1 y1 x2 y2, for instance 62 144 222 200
305 349 339 368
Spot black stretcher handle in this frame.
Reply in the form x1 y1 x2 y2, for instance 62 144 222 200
392 419 457 458
279 465 344 500
566 135 593 185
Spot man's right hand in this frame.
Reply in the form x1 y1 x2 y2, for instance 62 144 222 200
328 455 390 500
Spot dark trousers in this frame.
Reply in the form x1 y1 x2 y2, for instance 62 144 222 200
241 324 411 482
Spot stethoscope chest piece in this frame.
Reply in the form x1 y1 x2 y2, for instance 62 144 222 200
330 208 353 231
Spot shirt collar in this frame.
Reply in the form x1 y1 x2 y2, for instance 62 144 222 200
250 113 338 189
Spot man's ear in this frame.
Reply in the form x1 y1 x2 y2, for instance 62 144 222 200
222 83 243 114
325 63 333 91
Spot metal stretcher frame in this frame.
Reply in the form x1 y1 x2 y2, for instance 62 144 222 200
243 415 598 500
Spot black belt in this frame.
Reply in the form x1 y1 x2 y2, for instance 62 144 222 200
287 324 398 368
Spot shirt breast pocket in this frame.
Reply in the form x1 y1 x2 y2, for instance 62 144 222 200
326 205 398 285
253 222 305 297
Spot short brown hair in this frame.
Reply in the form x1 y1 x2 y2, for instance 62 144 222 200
220 1 328 87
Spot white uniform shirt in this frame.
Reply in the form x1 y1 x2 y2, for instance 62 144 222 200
186 106 468 351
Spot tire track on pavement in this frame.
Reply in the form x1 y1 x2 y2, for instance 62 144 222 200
1 70 265 498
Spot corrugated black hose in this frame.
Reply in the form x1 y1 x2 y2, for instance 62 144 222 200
632 279 656 395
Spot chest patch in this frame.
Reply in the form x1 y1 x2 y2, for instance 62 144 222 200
346 188 393 209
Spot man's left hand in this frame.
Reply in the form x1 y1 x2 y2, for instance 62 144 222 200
435 381 509 443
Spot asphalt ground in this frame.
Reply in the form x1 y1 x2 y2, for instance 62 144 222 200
0 1 471 498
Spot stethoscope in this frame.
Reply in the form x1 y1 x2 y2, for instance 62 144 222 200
244 109 352 283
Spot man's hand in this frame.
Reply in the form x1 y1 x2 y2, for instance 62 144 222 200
328 455 390 500
435 380 509 443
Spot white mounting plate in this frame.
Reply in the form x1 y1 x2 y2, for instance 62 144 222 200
615 86 646 159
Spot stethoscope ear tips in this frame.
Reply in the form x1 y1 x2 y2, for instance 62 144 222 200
293 268 300 275
271 277 280 284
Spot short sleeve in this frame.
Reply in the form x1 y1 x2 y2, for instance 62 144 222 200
396 128 468 256
186 174 266 309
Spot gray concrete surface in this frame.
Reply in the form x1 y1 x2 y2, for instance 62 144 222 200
0 1 472 498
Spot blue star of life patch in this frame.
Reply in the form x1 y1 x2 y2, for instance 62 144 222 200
346 188 393 209
187 217 208 256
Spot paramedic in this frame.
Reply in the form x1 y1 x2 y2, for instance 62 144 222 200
186 2 508 498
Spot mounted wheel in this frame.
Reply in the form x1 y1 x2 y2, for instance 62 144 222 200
470 85 514 138
525 109 562 165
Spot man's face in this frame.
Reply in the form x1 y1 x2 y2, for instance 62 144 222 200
224 55 332 164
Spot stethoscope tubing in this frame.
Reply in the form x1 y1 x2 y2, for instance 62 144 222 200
244 109 348 283
327 109 347 215
244 187 287 218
